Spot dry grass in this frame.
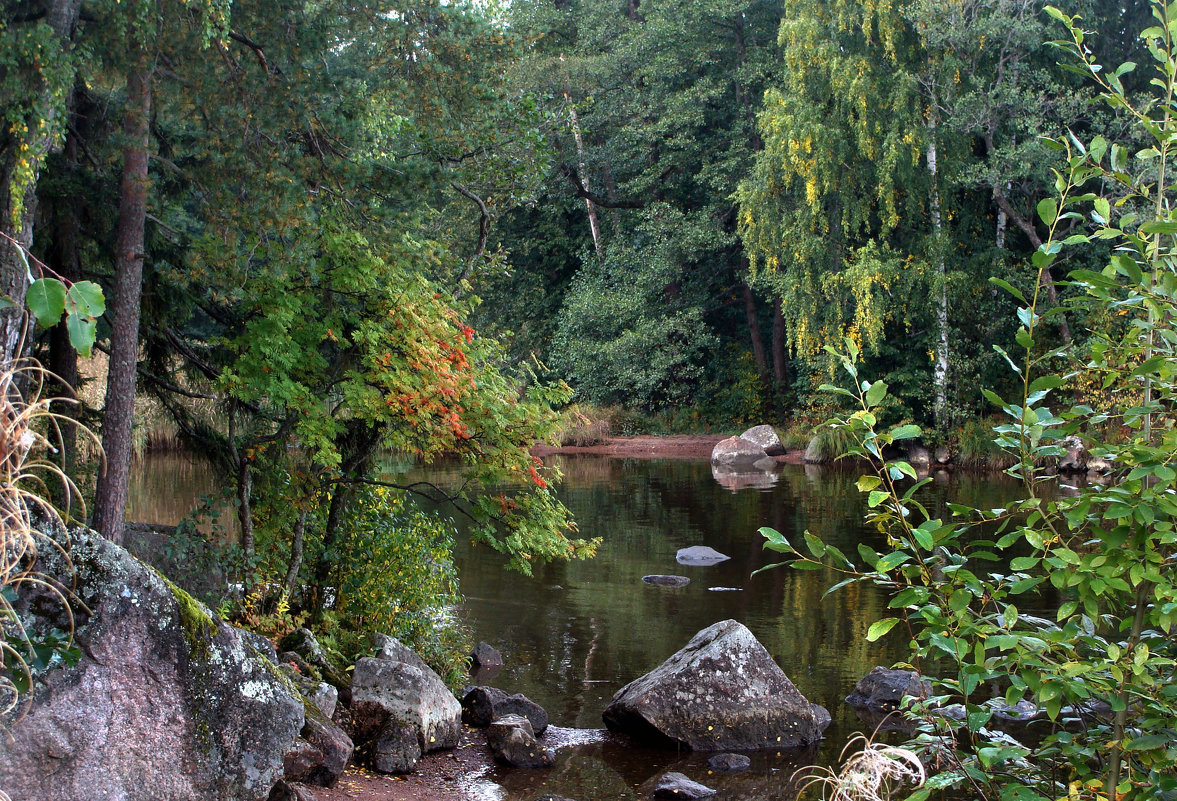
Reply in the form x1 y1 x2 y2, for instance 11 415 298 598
794 732 926 801
0 360 94 724
555 403 614 446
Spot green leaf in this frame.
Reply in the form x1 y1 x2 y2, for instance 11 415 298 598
823 577 857 598
66 281 106 318
1125 734 1169 751
864 379 887 408
865 617 900 641
1037 197 1058 225
989 277 1026 302
913 527 933 550
876 552 910 572
66 314 97 358
890 424 920 440
867 490 889 508
856 475 882 492
27 278 66 327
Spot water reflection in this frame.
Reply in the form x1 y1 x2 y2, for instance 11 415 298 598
128 452 1026 801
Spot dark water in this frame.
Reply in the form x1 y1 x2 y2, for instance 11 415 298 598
128 454 1023 801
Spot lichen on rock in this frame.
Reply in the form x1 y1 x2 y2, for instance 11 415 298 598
0 527 304 801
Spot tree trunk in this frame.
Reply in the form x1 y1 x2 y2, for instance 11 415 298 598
562 63 602 257
236 457 256 585
46 105 84 483
283 508 308 601
984 133 1072 344
741 280 770 380
311 483 351 621
771 299 788 397
227 407 256 588
928 118 950 431
92 46 153 544
0 0 84 366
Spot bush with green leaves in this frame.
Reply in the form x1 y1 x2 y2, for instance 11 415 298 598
334 486 469 687
757 5 1177 799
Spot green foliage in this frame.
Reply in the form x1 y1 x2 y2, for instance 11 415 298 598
0 13 76 229
952 416 1017 470
552 240 718 411
335 486 469 686
757 7 1177 798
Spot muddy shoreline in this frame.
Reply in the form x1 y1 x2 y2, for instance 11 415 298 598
531 434 805 464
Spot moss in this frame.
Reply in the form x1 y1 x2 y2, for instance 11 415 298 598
252 642 304 700
154 568 217 661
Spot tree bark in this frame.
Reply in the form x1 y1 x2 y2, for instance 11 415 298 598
283 508 308 600
46 99 85 480
311 483 351 620
227 406 256 588
771 298 788 396
741 280 770 380
0 0 84 366
928 117 950 431
562 62 602 257
92 46 153 544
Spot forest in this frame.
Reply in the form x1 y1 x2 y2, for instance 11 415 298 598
5 0 1177 797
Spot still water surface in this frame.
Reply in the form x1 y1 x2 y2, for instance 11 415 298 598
129 453 1023 800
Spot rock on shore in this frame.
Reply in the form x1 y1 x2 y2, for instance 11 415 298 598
0 526 303 801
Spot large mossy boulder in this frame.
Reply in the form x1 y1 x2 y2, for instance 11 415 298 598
0 527 303 801
602 619 828 751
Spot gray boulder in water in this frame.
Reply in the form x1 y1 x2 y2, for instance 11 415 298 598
740 425 785 456
487 714 554 768
461 685 548 735
0 527 303 801
642 574 691 587
602 619 829 750
652 772 717 799
676 545 730 566
710 436 768 466
845 667 931 710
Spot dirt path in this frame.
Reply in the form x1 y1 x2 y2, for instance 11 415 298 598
314 727 494 801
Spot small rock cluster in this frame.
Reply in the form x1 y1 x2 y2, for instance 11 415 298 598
461 685 553 767
270 628 469 798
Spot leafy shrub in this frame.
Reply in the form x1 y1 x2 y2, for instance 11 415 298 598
803 424 857 464
334 486 470 687
758 8 1177 797
554 403 614 446
953 416 1016 470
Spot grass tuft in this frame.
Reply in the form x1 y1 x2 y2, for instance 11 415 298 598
794 731 926 800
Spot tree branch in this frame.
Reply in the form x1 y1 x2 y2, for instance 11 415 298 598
558 163 645 209
229 31 278 75
451 181 489 289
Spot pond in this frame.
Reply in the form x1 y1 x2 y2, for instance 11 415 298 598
128 452 1026 800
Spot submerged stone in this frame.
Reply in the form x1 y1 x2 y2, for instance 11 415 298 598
642 574 691 587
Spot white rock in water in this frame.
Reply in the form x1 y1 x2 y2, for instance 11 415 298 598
676 545 731 565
